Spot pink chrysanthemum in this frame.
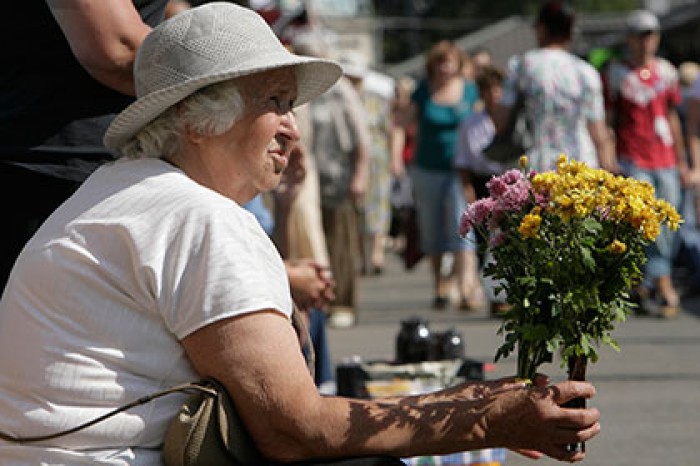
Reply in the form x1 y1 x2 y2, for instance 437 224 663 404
498 178 531 212
460 197 497 236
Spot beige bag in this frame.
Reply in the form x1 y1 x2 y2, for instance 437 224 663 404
163 308 314 466
162 378 264 466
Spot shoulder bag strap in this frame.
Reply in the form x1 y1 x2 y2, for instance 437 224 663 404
0 381 214 444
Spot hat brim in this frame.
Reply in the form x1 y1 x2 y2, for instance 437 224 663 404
104 55 341 150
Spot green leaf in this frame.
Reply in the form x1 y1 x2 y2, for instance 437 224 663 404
581 246 596 270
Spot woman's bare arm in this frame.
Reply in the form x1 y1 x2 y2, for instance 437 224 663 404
182 311 600 463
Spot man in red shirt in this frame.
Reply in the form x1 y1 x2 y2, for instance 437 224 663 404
602 9 684 318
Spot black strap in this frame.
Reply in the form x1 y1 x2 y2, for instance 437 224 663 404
0 381 214 444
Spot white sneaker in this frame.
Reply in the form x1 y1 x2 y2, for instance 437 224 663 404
318 380 337 395
328 310 356 328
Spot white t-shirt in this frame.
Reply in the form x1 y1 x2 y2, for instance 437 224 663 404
0 158 292 465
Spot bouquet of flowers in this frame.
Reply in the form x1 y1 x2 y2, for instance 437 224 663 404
460 155 681 384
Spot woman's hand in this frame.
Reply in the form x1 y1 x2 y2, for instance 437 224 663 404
483 379 600 462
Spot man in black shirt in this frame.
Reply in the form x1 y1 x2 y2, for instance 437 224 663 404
0 0 169 287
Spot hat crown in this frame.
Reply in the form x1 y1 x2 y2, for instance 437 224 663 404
104 2 341 150
626 9 660 33
134 2 283 98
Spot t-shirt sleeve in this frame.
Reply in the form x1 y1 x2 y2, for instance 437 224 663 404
664 61 682 108
158 201 292 339
601 61 624 118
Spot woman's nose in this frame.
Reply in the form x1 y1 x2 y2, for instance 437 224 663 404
280 111 301 143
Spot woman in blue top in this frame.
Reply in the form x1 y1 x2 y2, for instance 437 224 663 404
405 40 482 310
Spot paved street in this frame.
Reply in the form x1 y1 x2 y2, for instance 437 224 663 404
327 252 700 466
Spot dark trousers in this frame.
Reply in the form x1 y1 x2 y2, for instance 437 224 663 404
0 163 81 290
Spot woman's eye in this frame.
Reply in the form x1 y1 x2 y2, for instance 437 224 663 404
270 96 294 114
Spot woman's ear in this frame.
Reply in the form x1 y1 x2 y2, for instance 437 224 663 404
184 125 205 145
175 101 204 145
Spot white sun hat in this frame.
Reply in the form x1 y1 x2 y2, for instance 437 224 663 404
104 2 342 150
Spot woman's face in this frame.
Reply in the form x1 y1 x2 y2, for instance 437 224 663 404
432 52 461 81
193 67 300 203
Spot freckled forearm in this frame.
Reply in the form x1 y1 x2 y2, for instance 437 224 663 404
260 390 496 462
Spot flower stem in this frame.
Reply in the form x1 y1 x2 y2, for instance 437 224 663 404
564 355 588 453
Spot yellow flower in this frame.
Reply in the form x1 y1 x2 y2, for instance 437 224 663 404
519 213 542 238
658 200 683 231
643 220 661 241
519 155 529 169
476 152 686 382
556 154 568 169
606 240 627 254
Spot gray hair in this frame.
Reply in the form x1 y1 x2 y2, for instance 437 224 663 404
118 80 245 159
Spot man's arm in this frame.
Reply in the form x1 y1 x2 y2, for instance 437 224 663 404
47 0 153 96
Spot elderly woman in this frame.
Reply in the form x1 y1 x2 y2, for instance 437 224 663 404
0 3 600 465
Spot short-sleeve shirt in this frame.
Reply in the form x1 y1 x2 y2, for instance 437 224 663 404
502 49 605 171
0 158 292 464
603 57 681 169
412 79 478 172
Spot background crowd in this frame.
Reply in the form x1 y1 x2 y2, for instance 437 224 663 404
2 0 700 382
